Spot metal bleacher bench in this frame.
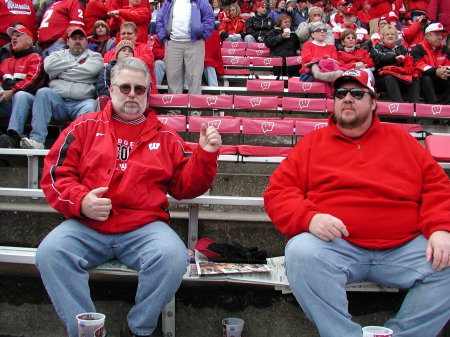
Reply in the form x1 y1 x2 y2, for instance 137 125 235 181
8 142 448 336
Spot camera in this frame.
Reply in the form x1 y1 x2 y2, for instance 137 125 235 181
420 18 428 24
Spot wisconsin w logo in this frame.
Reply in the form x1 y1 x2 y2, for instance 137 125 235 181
149 143 160 150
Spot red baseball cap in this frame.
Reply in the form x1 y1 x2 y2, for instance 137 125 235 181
388 11 398 21
194 238 222 259
333 69 376 95
256 1 267 8
337 0 347 6
7 26 34 42
66 26 87 39
343 5 357 15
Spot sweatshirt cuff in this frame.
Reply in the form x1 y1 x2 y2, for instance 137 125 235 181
195 145 220 160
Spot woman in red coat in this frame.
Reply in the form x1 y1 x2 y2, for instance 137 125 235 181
219 3 246 41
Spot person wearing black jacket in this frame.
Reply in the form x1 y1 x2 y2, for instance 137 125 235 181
264 14 301 76
244 2 275 47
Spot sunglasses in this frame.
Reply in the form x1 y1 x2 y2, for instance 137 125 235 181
114 84 147 96
313 28 327 33
334 88 371 100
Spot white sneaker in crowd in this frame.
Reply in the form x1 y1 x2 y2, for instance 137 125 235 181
20 137 45 149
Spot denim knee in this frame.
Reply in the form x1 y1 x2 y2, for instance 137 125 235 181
142 240 189 275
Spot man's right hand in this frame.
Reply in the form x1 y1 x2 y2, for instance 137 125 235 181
80 187 112 221
309 213 349 241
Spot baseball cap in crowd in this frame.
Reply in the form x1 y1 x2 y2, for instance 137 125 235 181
388 11 398 21
194 238 222 259
286 0 296 4
115 39 135 56
66 26 87 39
343 5 358 16
7 26 34 42
256 1 267 8
337 0 348 6
333 69 376 96
425 22 447 34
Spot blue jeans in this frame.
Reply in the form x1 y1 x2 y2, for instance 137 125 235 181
204 66 218 87
285 233 450 337
30 87 95 143
36 219 189 337
7 91 35 134
154 60 166 85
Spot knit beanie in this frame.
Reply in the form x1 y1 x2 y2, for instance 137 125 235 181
115 40 135 56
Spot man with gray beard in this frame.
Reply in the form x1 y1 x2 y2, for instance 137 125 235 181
36 57 222 337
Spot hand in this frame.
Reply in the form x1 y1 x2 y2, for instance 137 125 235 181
282 32 290 38
108 10 119 18
395 55 405 62
198 123 221 153
355 62 365 69
437 66 450 79
309 213 349 241
0 90 13 102
426 230 450 271
80 187 112 221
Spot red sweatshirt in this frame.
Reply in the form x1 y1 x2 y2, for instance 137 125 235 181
84 0 109 36
264 114 450 249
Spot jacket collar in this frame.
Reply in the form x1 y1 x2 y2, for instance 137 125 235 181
11 46 41 59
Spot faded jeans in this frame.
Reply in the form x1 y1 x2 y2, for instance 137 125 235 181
285 233 450 337
36 220 189 337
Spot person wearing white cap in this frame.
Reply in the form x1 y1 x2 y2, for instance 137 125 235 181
264 68 450 337
411 22 450 104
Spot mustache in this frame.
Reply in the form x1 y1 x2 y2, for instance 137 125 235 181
124 98 139 104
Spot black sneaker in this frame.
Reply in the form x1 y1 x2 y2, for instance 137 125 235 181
120 322 150 337
0 132 20 148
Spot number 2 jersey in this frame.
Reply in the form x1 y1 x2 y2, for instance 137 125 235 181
38 0 85 45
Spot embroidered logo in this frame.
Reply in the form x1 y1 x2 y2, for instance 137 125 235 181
149 143 161 151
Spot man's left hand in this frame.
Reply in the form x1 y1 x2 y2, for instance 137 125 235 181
426 230 450 271
199 123 222 152
0 90 14 102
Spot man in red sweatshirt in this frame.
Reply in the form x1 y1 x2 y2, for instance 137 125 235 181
264 69 450 337
36 57 222 337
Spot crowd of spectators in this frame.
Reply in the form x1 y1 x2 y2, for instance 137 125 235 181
0 0 449 149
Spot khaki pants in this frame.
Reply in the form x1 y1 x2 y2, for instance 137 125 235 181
164 39 205 95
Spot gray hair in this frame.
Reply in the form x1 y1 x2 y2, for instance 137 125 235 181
309 21 327 34
111 57 151 90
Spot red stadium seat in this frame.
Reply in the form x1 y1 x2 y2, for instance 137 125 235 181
187 116 240 134
222 41 247 48
282 97 327 112
251 57 283 67
376 102 414 116
287 78 327 94
245 48 270 57
241 118 294 136
189 95 234 109
293 118 328 136
221 48 246 56
148 94 189 108
285 56 302 66
156 115 187 132
237 144 292 157
222 56 251 66
415 103 450 118
326 98 334 113
223 68 251 75
247 42 269 50
381 122 422 133
424 135 450 162
233 95 279 110
246 79 285 92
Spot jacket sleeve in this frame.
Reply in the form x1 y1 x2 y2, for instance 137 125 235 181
167 136 219 200
200 0 215 40
264 29 283 48
263 137 320 237
95 65 111 96
245 17 257 38
155 2 168 43
118 6 151 24
44 51 78 79
417 141 450 236
411 44 436 74
295 22 310 42
12 53 46 93
370 43 397 68
68 0 86 27
59 51 104 84
40 120 91 218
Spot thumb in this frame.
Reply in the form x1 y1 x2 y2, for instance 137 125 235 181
425 240 433 262
90 186 109 197
200 123 207 136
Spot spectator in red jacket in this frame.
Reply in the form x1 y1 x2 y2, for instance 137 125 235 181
84 0 109 36
0 0 36 47
107 0 151 43
401 14 429 49
0 26 46 148
411 22 450 104
219 3 246 41
104 22 157 94
337 29 374 81
333 5 370 50
428 0 450 48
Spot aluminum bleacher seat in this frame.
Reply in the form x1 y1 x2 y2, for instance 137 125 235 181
246 79 285 92
376 102 414 117
415 103 450 118
424 135 450 166
287 78 326 95
282 97 328 113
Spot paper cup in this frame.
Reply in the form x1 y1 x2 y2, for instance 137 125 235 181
283 28 290 33
222 318 244 337
76 312 105 337
362 326 393 337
